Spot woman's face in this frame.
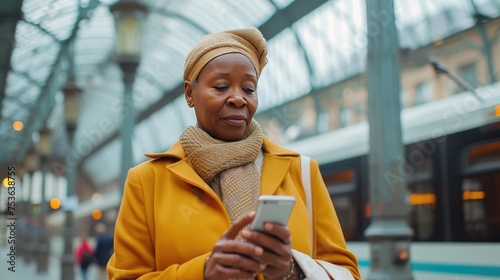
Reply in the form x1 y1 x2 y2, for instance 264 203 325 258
184 53 258 141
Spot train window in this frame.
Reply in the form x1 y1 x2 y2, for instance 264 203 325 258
409 182 436 241
465 141 500 170
324 170 357 240
462 140 500 241
407 156 436 241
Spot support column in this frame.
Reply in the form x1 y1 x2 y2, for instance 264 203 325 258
25 171 36 264
109 0 148 195
60 136 77 280
364 1 414 279
36 155 49 273
118 60 139 195
60 74 82 280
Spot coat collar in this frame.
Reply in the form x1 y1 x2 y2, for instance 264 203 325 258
144 136 299 159
144 136 300 196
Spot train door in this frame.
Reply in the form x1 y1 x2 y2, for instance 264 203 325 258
405 142 438 241
460 139 500 242
320 156 367 241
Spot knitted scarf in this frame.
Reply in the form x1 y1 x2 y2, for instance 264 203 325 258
180 119 264 224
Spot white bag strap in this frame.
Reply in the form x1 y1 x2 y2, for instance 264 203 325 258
300 155 313 255
298 156 356 280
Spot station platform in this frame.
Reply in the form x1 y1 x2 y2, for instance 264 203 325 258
0 236 100 280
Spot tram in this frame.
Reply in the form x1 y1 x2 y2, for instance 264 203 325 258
287 83 500 280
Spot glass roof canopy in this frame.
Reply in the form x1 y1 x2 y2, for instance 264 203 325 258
1 0 499 186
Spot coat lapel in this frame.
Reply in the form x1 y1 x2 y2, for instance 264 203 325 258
166 158 230 219
166 159 217 197
259 154 293 195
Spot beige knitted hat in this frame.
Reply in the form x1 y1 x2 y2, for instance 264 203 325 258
183 27 268 82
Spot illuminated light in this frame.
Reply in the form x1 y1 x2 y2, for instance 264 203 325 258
394 247 410 264
92 209 102 220
462 191 485 200
12 121 24 131
3 177 11 188
409 193 437 205
50 198 61 210
398 248 409 261
495 104 500 117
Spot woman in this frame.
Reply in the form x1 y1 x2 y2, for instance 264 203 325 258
75 233 94 280
107 27 360 280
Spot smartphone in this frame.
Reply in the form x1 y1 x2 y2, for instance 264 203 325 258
250 195 296 231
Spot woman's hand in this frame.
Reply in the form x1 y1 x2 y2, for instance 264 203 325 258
241 222 294 280
205 212 267 280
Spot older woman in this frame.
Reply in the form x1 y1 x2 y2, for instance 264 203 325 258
107 27 360 280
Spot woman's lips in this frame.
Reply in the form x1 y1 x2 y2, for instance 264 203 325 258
223 118 246 126
222 115 247 126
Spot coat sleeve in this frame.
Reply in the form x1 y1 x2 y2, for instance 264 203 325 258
309 159 361 280
107 168 210 280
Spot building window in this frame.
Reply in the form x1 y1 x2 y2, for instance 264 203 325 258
414 81 431 106
355 102 366 122
339 106 351 127
400 89 409 108
317 106 329 133
457 62 477 93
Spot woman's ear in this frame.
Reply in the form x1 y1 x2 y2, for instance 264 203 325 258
184 80 192 98
184 80 194 107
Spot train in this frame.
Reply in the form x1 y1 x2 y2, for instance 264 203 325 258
286 82 500 280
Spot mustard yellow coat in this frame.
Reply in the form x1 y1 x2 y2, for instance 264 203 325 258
107 137 360 280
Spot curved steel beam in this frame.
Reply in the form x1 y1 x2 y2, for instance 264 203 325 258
11 0 101 165
0 0 23 124
20 19 60 42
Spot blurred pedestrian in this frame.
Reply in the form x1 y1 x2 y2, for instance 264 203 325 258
75 233 94 280
93 223 114 280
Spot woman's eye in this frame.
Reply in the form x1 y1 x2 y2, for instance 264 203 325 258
214 86 228 91
243 88 255 94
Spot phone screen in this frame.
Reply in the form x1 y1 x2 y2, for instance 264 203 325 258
250 195 296 231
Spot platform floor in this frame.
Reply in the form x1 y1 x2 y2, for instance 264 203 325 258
0 236 101 280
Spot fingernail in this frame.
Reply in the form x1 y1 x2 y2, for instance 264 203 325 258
259 263 266 270
255 246 263 255
265 223 273 231
241 230 250 238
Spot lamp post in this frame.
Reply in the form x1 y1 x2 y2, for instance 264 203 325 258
364 1 414 279
36 126 51 273
60 76 82 280
109 0 148 194
24 146 39 264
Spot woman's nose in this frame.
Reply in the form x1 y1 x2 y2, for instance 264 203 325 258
227 91 247 107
